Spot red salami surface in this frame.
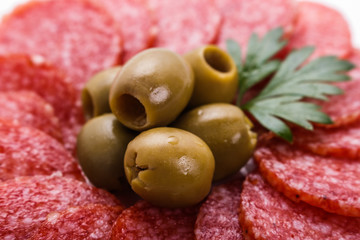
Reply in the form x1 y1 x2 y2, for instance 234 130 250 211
0 0 122 92
240 173 360 240
0 91 62 142
286 2 352 59
195 177 244 240
0 55 83 153
0 174 121 239
293 122 360 159
215 0 295 50
30 204 123 240
111 200 198 240
254 138 360 217
314 50 360 127
102 0 156 62
0 120 83 181
148 0 221 54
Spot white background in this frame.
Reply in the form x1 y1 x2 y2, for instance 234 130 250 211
0 0 359 47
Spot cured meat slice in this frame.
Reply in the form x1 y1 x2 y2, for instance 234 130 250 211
293 122 360 159
240 173 360 240
286 1 352 59
314 50 360 127
0 0 122 92
0 174 121 239
30 204 123 240
0 55 83 153
215 0 296 50
148 0 221 54
0 120 83 181
0 90 62 142
254 138 360 217
195 177 244 240
111 200 198 239
102 0 156 62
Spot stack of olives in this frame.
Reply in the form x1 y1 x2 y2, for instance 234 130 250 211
77 46 257 208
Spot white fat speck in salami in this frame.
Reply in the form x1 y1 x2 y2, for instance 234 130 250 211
254 137 360 217
195 177 244 240
240 173 360 240
30 204 123 240
148 0 221 54
111 200 198 240
0 174 121 239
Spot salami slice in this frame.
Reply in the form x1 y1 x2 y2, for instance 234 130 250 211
0 91 62 142
148 0 221 54
30 204 123 240
195 177 244 240
0 55 83 153
215 0 296 50
254 137 360 217
240 173 360 240
111 200 198 240
292 122 360 159
102 0 156 62
314 50 360 127
0 174 121 239
0 120 83 181
286 2 352 59
0 0 122 92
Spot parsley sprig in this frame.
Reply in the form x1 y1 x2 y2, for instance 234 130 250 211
227 28 354 142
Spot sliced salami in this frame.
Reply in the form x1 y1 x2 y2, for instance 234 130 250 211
240 173 360 240
195 177 244 240
314 50 360 127
111 200 198 240
286 1 352 59
0 120 83 181
148 0 221 54
30 204 123 240
0 55 83 153
254 137 360 217
293 122 360 159
0 174 121 239
215 0 296 50
0 90 62 142
102 0 156 62
0 0 122 92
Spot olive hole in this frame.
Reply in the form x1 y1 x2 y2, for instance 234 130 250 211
204 48 231 73
81 89 94 120
117 94 147 127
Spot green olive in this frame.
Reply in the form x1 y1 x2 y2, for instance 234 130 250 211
81 66 121 120
172 103 257 181
124 127 215 208
109 48 194 131
76 113 137 192
184 45 238 107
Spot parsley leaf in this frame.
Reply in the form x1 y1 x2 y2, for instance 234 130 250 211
226 28 355 142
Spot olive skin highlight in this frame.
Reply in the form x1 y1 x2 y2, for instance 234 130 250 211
124 127 215 208
109 48 194 131
173 103 257 181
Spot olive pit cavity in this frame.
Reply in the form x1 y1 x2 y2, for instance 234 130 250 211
204 48 231 73
118 94 147 127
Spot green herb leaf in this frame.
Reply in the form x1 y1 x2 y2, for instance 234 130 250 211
227 27 355 142
226 27 287 104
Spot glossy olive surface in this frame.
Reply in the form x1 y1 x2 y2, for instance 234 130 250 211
184 45 238 107
124 127 215 208
172 103 257 181
109 48 194 131
81 66 121 120
76 114 137 191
